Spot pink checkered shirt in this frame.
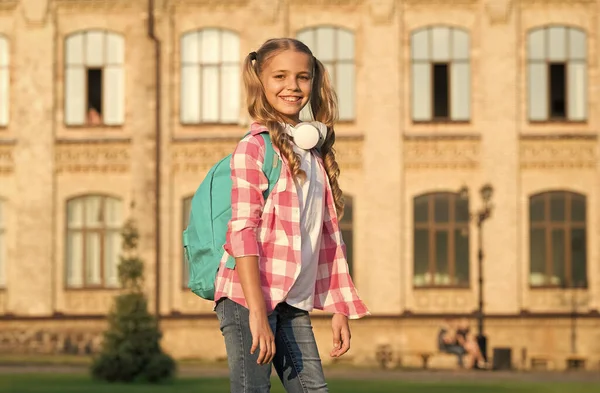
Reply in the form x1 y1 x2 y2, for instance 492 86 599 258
213 122 369 319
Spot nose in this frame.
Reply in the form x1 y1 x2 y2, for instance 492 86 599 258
286 77 300 91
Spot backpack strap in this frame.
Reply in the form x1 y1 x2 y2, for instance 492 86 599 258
259 133 281 199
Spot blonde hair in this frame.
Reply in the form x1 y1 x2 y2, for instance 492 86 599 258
243 38 345 218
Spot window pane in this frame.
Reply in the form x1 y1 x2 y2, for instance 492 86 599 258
200 29 220 64
454 228 469 285
86 232 102 285
65 67 86 125
66 33 84 65
571 194 586 222
433 63 449 118
67 199 84 228
411 30 429 61
105 33 124 65
316 27 335 61
105 230 120 288
104 198 122 227
528 29 545 60
221 31 239 63
452 29 469 61
180 65 200 124
567 62 586 121
455 197 469 222
87 68 103 122
337 63 355 121
549 63 566 119
569 29 586 61
414 196 428 222
529 228 546 286
201 65 219 122
550 193 565 222
548 27 566 62
571 228 586 287
552 229 565 286
337 29 354 61
530 195 545 222
342 229 353 277
0 226 5 287
412 63 431 120
431 27 450 61
528 63 548 120
434 194 449 223
103 66 124 125
220 64 240 123
0 68 9 126
85 196 102 227
435 230 449 285
66 231 83 288
86 31 105 67
297 30 314 52
181 32 199 63
450 63 470 120
413 229 429 286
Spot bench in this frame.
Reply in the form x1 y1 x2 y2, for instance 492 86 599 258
529 354 555 370
565 355 587 370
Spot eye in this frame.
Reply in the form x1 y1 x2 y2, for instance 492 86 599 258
299 75 310 81
274 74 285 79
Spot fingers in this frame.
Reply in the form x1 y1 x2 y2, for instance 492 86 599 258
251 335 258 355
330 324 351 358
255 335 276 365
338 325 351 356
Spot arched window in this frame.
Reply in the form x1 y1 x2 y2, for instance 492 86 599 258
411 26 471 122
527 26 587 121
0 198 6 287
64 30 125 126
180 28 240 124
529 191 587 287
182 195 193 288
0 35 9 126
340 195 354 277
413 192 470 286
297 26 356 121
66 195 123 288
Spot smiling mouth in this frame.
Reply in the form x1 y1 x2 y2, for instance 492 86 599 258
280 96 302 103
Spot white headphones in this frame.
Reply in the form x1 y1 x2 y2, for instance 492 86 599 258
284 121 328 150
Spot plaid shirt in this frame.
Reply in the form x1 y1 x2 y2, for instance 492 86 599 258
214 122 369 319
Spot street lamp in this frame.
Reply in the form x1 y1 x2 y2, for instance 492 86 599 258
459 183 494 362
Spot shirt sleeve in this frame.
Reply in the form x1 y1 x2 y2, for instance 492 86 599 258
224 135 269 258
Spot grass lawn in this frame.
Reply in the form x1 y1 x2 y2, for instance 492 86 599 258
0 374 598 393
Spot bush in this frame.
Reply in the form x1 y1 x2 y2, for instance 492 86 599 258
91 218 176 383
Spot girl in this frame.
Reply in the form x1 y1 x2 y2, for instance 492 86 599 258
213 38 369 393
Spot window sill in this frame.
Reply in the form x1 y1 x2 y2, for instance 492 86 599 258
64 287 121 291
412 120 471 125
529 285 588 290
413 285 471 290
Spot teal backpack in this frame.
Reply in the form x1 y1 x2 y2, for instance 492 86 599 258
182 132 281 300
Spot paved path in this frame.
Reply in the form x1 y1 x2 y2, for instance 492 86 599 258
1 364 600 384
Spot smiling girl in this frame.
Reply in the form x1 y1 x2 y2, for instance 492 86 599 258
213 38 369 393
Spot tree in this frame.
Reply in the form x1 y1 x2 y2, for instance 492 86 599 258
91 218 176 383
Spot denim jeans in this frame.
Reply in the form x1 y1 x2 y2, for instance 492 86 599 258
216 298 328 393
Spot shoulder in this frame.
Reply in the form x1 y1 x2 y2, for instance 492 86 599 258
234 122 270 160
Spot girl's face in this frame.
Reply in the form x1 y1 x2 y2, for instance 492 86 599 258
260 49 312 125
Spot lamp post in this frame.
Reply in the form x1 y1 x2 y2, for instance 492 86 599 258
459 184 494 362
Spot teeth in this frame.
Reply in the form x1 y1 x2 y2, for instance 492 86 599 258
281 97 300 102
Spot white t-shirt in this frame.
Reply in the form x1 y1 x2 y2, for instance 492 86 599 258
285 145 325 311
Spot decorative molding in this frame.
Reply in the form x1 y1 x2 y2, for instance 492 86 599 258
54 0 147 11
370 0 396 24
414 291 474 312
21 0 49 24
171 0 249 7
519 0 595 4
0 145 13 175
0 0 18 11
484 0 512 24
252 0 281 23
289 0 362 6
520 139 596 170
55 141 130 174
404 139 480 170
171 138 363 174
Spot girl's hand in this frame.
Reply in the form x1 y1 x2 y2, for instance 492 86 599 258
249 309 275 365
330 313 351 358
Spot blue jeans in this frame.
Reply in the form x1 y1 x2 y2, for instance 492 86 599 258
216 298 328 393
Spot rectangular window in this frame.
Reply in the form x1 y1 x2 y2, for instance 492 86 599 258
87 68 103 125
0 200 5 288
0 37 9 126
433 63 449 119
549 63 566 119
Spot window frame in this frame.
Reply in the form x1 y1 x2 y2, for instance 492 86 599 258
410 26 471 124
413 192 470 288
0 198 6 289
529 191 588 289
65 195 123 290
526 25 587 123
296 25 356 122
179 28 241 125
64 30 125 128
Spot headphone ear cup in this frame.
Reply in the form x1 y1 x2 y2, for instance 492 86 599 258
311 122 328 148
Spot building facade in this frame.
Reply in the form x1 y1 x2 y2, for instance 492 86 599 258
0 0 599 370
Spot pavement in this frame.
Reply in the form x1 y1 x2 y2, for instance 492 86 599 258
1 363 600 384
